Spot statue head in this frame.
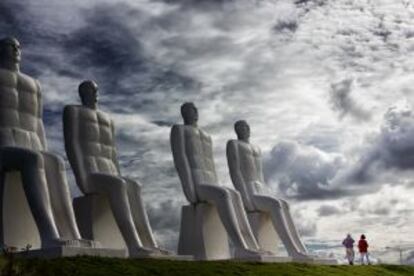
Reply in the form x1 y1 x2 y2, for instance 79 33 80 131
79 80 99 109
234 120 250 142
181 102 198 126
0 37 21 70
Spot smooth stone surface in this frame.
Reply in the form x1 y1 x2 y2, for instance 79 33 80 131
1 172 41 249
74 194 126 251
171 103 267 261
178 203 231 260
0 37 86 250
247 211 281 255
15 246 126 259
64 81 165 257
226 120 311 260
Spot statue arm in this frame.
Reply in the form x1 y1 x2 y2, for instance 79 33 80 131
63 106 88 193
36 80 47 149
170 125 197 203
110 120 122 174
256 148 266 184
226 140 255 210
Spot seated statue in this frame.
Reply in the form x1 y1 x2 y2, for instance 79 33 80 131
170 102 270 259
0 37 88 248
63 80 168 257
226 120 310 260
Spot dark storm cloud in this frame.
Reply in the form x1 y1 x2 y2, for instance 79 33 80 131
329 79 371 121
264 105 414 200
346 104 414 184
263 140 350 200
63 3 199 114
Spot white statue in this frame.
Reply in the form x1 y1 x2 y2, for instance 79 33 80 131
226 120 310 260
170 102 271 260
0 37 89 249
63 80 168 257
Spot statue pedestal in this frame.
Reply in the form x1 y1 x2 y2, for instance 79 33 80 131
73 194 127 251
178 203 231 260
16 245 126 258
1 172 41 250
247 211 281 255
1 174 124 258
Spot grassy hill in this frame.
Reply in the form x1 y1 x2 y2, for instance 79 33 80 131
1 256 414 276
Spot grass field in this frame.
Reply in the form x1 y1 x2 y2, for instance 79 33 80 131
1 257 414 276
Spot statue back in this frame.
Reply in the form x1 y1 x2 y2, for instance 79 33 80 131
0 69 44 151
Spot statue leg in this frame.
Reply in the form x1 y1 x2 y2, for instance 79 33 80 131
197 185 250 250
42 152 81 240
279 199 308 253
223 188 259 250
253 195 307 258
89 173 158 256
124 178 157 248
0 147 60 247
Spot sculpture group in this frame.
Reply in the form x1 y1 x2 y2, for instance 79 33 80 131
0 37 327 262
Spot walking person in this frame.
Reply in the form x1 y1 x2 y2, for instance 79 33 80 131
358 234 371 265
342 234 355 265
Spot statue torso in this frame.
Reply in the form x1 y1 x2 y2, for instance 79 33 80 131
183 125 218 186
75 107 118 175
234 140 268 195
0 68 43 150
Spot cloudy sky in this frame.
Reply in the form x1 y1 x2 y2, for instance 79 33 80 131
2 0 414 263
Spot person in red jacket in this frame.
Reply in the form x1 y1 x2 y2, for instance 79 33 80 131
358 234 371 265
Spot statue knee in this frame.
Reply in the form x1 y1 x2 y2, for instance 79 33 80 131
43 153 65 171
114 178 128 193
280 199 290 209
271 199 282 209
220 189 232 201
126 178 142 192
24 151 45 169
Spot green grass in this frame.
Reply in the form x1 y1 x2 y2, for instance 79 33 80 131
1 256 414 276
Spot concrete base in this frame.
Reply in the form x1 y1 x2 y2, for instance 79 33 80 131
15 246 126 259
74 194 126 251
1 172 41 249
178 203 231 260
232 255 292 263
247 211 281 255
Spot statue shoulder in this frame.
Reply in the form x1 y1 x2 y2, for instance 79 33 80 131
17 72 38 93
252 144 262 154
227 139 239 148
171 124 184 137
96 109 112 125
63 105 81 115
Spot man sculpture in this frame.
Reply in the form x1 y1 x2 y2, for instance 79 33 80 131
63 80 168 257
226 120 310 260
170 102 271 259
0 37 88 249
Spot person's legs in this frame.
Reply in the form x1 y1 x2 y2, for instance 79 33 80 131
360 252 365 264
0 147 60 247
346 248 354 265
366 252 371 264
350 248 355 265
42 152 82 240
